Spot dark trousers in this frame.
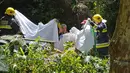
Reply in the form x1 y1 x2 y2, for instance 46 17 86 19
97 47 109 58
0 29 15 36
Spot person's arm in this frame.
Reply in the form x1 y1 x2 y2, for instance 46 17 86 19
0 16 6 25
10 18 20 34
89 20 106 31
96 23 106 30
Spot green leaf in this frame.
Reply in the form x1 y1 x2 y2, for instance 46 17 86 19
19 47 24 55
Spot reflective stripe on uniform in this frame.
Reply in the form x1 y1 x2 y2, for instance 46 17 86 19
1 20 8 25
57 23 61 28
92 25 98 32
96 29 107 33
93 25 97 29
96 42 109 49
102 29 107 33
0 25 12 29
94 30 97 32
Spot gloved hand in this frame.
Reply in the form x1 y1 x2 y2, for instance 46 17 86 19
89 21 95 26
87 18 95 26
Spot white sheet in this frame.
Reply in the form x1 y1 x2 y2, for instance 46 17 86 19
75 20 94 53
14 10 58 42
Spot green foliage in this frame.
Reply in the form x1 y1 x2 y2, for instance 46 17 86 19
0 0 119 35
102 0 119 37
0 38 109 73
0 0 63 24
64 41 74 50
27 0 63 23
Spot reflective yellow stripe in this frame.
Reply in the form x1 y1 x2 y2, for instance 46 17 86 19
0 25 12 29
57 23 61 28
97 29 107 33
94 30 97 32
96 43 109 48
92 25 97 32
97 30 100 32
102 29 107 32
93 25 97 29
1 20 8 25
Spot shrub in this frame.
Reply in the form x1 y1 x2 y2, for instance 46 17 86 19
0 38 109 73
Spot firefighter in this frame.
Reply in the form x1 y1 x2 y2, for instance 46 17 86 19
0 7 20 36
89 14 109 58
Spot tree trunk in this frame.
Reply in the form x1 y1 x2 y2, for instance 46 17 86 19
109 0 130 73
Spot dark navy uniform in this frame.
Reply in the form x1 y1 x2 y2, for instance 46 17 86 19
90 21 109 58
0 15 20 36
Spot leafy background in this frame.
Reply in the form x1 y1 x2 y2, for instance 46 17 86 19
0 0 119 36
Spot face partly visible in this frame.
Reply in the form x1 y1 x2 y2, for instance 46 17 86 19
62 26 67 33
95 21 99 24
59 27 63 34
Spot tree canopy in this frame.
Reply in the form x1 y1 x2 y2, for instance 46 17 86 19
0 0 119 33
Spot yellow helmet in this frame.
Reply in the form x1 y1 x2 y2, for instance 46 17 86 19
92 14 103 23
5 7 15 16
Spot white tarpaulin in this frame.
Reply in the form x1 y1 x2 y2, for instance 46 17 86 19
75 20 94 53
14 10 58 42
67 20 95 53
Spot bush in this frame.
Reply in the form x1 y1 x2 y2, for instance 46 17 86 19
0 38 109 73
